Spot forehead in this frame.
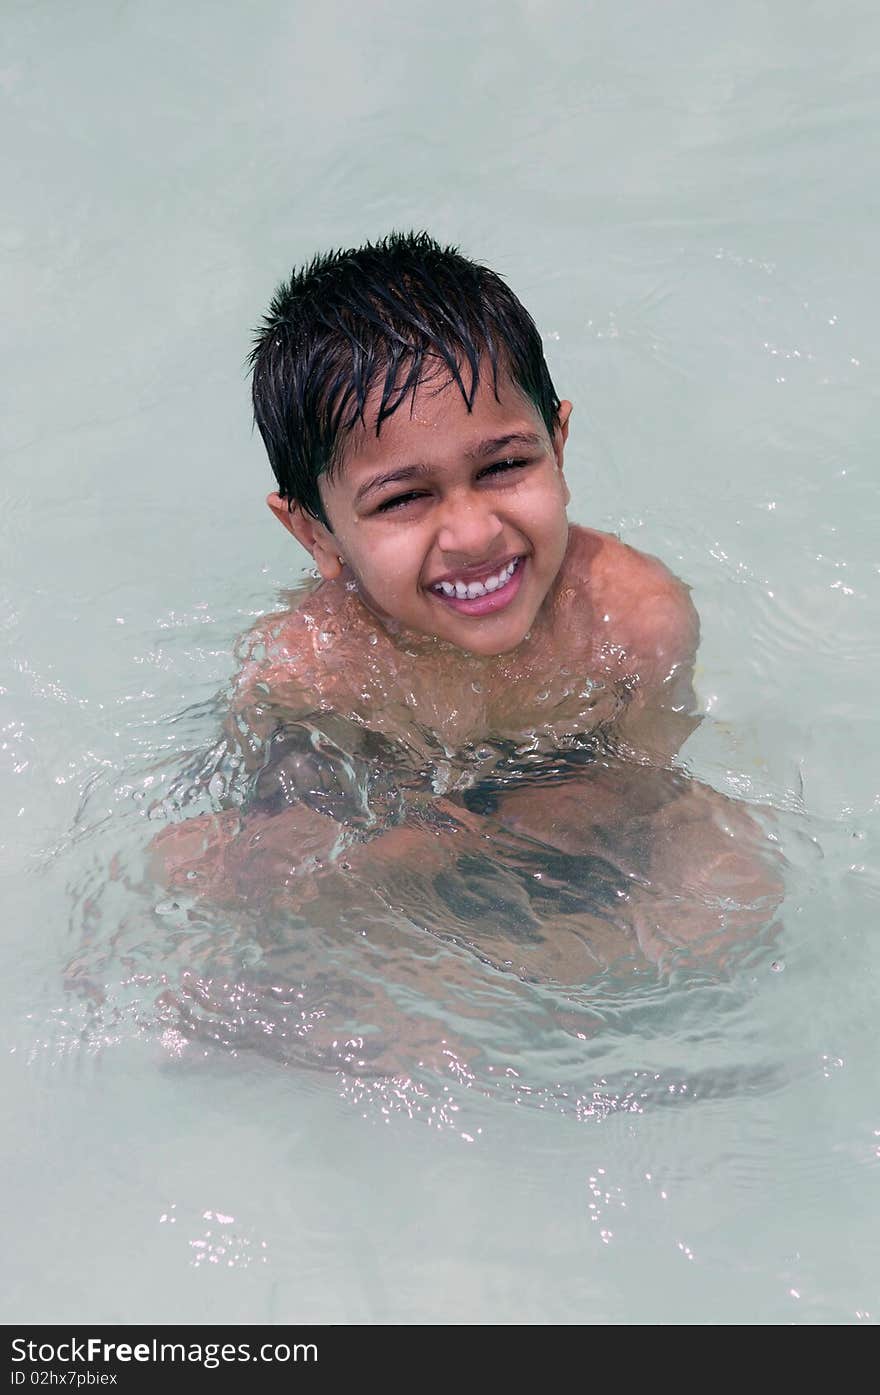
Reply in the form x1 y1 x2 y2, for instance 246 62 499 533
333 367 548 478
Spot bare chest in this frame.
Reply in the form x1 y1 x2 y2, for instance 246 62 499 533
282 560 626 749
314 625 620 752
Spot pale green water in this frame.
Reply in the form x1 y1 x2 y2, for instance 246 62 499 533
2 0 879 1324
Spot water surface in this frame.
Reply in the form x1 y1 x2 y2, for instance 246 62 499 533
2 0 879 1324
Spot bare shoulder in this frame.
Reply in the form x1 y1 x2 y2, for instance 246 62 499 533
231 576 357 719
231 575 380 721
232 603 318 709
571 526 699 684
225 591 349 767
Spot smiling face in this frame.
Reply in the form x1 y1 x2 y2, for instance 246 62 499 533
268 369 572 657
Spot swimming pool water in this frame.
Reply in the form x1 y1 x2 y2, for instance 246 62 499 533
2 0 879 1324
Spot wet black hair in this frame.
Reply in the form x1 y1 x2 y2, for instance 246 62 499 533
249 231 560 530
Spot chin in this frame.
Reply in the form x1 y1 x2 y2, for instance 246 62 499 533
454 628 529 658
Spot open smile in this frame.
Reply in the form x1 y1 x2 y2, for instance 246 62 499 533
428 556 525 616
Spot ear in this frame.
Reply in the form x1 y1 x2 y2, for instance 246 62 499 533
266 493 343 580
553 400 572 466
552 402 572 510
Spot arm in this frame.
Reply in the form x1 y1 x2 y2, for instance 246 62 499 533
612 562 783 961
486 753 783 969
625 776 784 967
490 561 784 967
150 780 486 911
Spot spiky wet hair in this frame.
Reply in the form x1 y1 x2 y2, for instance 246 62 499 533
249 231 560 529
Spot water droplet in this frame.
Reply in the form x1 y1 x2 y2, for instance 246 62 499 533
155 900 182 916
208 774 225 800
770 959 785 973
368 632 378 646
471 681 483 694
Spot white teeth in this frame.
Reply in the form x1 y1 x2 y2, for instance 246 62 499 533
434 558 519 600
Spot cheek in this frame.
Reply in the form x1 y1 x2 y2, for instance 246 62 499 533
524 488 569 539
550 470 570 508
348 536 423 596
518 471 569 517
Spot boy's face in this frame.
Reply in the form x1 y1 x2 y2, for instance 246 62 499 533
270 370 572 658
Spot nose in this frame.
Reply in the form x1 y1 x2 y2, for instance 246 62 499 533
435 492 504 557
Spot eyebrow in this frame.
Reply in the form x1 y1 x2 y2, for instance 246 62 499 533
352 432 546 507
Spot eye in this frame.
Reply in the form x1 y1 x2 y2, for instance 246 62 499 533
480 457 530 479
374 490 428 514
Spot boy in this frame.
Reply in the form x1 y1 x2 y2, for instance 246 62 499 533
157 233 780 972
